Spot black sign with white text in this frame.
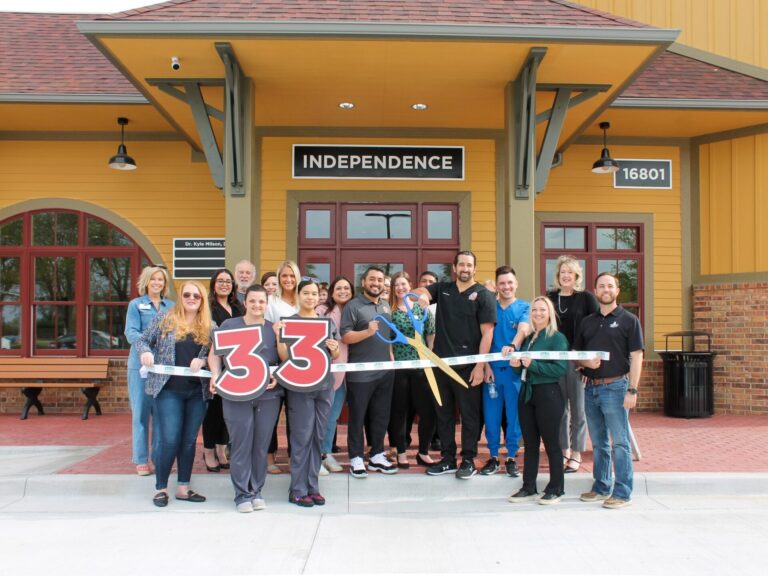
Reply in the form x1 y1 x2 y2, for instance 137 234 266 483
293 145 464 180
614 159 672 189
173 238 226 279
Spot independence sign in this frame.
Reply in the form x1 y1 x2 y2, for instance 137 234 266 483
293 145 464 180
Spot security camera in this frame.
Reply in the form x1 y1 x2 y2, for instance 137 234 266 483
171 57 181 71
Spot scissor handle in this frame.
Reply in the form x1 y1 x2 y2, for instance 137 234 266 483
372 314 408 346
403 292 426 335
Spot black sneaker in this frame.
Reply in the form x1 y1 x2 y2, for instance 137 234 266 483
507 488 539 503
455 459 477 480
425 459 457 476
539 492 563 505
479 457 500 476
506 458 520 477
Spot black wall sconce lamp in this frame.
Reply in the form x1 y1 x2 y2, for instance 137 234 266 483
108 117 137 171
591 121 619 174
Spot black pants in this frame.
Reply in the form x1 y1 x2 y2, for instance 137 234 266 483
434 365 482 461
268 396 291 456
202 394 229 449
388 368 437 454
346 371 394 460
518 382 565 496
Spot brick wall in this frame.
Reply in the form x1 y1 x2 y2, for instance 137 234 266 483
693 282 768 415
0 359 130 415
638 359 662 412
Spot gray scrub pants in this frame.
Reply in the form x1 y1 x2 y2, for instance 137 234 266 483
286 387 334 498
559 361 588 453
222 393 282 505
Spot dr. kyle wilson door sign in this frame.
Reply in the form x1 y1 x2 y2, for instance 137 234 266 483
293 145 464 180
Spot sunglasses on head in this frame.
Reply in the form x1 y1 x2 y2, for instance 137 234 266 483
300 276 319 282
152 264 168 270
182 292 202 301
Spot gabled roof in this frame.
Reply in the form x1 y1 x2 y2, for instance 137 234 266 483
620 51 768 103
0 12 139 97
102 0 647 28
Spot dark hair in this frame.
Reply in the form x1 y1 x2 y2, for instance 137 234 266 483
453 250 477 267
324 275 354 313
594 271 620 288
419 270 438 282
495 265 517 280
297 278 319 294
260 271 276 284
361 265 386 283
209 268 243 313
244 284 267 299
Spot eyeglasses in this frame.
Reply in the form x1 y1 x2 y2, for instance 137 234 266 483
182 292 202 301
216 279 233 285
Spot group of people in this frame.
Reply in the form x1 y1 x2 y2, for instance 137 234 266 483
124 249 643 512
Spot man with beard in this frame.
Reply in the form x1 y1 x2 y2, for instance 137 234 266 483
575 272 643 509
234 260 256 304
417 251 496 479
340 266 397 478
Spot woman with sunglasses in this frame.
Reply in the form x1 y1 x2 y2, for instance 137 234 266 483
208 284 283 513
201 269 243 472
264 261 302 473
316 275 354 474
275 279 340 507
138 281 212 508
125 265 173 476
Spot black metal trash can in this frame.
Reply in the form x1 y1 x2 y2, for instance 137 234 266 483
658 331 715 418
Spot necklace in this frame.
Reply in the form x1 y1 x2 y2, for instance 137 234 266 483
557 293 569 314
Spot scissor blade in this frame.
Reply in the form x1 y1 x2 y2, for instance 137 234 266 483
423 365 442 407
415 343 468 389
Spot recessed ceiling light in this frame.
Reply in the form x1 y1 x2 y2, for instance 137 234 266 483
338 102 355 109
411 103 428 111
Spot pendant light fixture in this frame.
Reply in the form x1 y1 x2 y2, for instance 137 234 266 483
108 117 137 171
591 121 619 174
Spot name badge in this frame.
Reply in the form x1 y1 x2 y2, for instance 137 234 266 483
138 303 152 310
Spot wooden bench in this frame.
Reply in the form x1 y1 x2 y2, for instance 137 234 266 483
0 358 110 420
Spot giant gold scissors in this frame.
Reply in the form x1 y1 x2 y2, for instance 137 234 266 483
374 292 467 406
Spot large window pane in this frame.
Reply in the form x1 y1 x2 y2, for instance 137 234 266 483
347 211 411 240
597 227 638 250
426 263 452 282
35 256 76 301
86 218 133 247
0 218 23 246
35 304 77 350
304 262 330 284
0 257 20 301
90 257 131 302
305 210 331 239
0 305 21 350
353 262 403 283
33 212 78 246
90 305 129 350
544 227 564 249
427 210 453 240
565 228 586 250
597 259 638 304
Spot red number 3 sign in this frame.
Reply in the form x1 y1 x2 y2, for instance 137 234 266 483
212 326 270 401
274 318 332 392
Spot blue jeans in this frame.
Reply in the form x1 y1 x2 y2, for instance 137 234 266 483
584 378 633 500
127 368 158 465
154 387 207 491
483 365 522 458
321 383 346 455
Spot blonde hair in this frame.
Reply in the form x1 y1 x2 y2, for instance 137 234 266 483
136 265 170 298
553 255 584 292
160 280 212 346
275 260 301 299
531 296 559 337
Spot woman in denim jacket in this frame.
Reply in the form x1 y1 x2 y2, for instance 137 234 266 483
137 280 212 508
124 265 173 476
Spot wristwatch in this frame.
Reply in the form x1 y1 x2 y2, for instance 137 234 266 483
627 387 638 395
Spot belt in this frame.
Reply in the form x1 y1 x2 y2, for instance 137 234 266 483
584 374 628 386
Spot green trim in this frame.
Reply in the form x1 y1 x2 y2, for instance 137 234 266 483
77 21 680 44
691 123 768 145
668 43 768 82
0 131 182 141
613 98 768 110
534 211 657 359
0 94 146 104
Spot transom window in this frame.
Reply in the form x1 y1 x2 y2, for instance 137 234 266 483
541 223 644 324
0 210 148 357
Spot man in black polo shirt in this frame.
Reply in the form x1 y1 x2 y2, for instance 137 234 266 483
340 266 397 478
574 272 643 509
417 250 496 479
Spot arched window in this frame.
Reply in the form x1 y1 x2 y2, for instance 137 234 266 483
0 210 150 357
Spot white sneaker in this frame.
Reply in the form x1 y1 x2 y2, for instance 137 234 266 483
323 454 343 473
236 501 254 513
349 456 368 478
251 498 266 511
368 452 398 474
319 463 330 476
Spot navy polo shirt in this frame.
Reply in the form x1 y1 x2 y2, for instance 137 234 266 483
427 281 496 358
574 305 644 380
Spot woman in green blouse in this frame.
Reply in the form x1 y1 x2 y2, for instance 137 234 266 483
387 271 438 468
509 296 569 505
